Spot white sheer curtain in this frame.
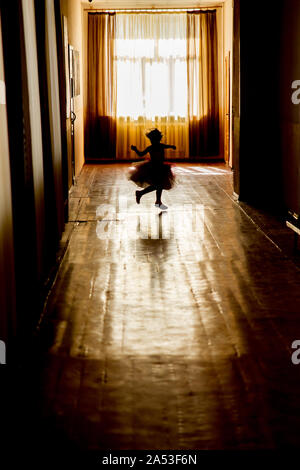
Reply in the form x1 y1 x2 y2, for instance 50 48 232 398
115 13 189 159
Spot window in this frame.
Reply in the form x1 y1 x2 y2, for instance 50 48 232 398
115 14 187 120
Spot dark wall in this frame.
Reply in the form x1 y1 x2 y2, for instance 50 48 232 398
236 2 284 210
0 0 68 360
0 9 17 355
280 0 300 215
1 1 41 350
235 1 300 214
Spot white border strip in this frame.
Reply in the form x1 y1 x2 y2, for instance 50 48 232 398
0 80 6 104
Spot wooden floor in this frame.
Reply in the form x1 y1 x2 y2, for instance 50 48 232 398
7 163 300 456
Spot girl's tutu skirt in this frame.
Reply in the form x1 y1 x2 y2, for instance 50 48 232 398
128 160 175 190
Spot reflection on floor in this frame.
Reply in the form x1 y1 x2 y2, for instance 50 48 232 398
8 163 300 456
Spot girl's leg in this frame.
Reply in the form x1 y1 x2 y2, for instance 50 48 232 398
155 187 163 205
155 186 168 209
136 185 156 204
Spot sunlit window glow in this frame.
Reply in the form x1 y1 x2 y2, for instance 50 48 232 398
115 37 188 120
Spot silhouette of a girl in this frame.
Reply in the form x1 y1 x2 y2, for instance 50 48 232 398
129 129 176 210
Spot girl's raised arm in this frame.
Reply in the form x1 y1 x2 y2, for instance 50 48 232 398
131 145 150 157
163 144 176 150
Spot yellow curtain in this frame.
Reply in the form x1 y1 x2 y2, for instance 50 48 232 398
115 13 189 159
85 13 116 159
84 11 220 160
187 11 219 157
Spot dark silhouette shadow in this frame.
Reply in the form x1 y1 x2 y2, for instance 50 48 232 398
129 128 176 210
